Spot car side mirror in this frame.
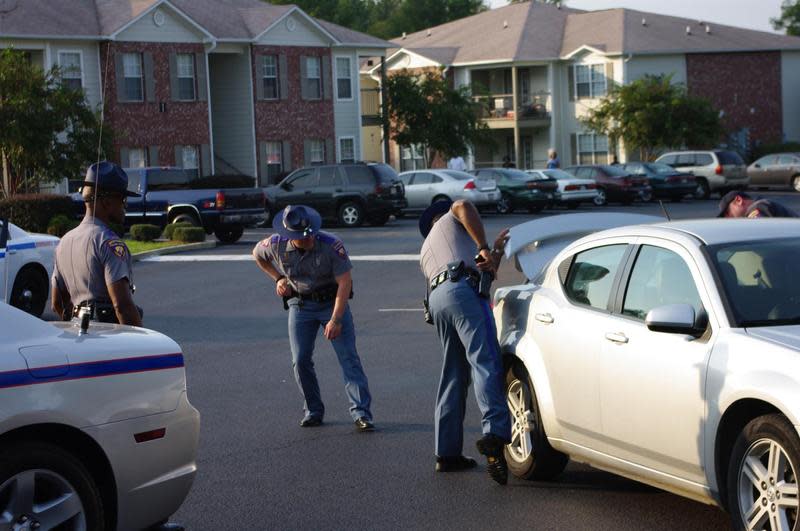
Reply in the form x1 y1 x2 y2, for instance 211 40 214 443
0 217 8 250
645 304 708 338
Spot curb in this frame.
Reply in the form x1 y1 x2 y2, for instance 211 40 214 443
132 240 217 262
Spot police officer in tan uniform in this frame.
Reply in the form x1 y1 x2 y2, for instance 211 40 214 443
51 161 142 326
253 205 374 431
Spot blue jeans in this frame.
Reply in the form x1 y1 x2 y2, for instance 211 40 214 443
429 279 511 457
287 299 372 421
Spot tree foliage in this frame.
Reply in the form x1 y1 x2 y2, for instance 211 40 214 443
0 48 111 198
383 69 493 166
772 0 800 36
268 0 487 39
581 74 722 161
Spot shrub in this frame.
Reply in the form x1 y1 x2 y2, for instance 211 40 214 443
46 214 79 237
0 194 76 233
172 227 206 243
163 221 193 240
129 224 162 242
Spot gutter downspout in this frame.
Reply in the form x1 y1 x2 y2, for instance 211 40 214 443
205 39 217 176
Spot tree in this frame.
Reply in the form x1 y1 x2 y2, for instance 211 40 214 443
383 69 493 167
581 74 722 161
772 0 800 36
0 48 110 198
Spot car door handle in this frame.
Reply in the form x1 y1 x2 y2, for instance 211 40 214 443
534 313 554 324
605 332 629 344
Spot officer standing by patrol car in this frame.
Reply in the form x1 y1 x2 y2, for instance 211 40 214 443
253 205 375 432
51 161 142 326
419 199 512 485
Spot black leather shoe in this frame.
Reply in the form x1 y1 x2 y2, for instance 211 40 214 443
476 434 509 485
300 416 323 427
354 417 375 432
435 455 478 472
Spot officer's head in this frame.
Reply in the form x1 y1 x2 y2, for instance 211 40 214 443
419 199 453 238
82 161 138 224
718 191 753 218
273 205 322 248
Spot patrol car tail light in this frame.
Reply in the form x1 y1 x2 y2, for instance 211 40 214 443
463 180 476 190
216 191 226 211
715 165 723 175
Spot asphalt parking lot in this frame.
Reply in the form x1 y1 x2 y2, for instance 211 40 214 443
77 192 800 529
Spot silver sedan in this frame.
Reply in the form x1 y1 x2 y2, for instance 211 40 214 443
525 169 598 209
398 169 500 210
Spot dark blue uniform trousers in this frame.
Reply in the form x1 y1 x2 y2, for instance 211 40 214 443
287 299 372 421
429 278 511 457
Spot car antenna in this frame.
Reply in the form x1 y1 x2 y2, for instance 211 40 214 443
658 200 672 221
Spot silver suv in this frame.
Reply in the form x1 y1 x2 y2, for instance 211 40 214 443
655 150 748 199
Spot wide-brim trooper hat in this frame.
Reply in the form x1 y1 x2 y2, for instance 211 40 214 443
272 205 322 239
419 199 453 238
83 161 141 197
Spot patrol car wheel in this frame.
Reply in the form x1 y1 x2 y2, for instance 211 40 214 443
0 442 104 531
337 202 364 227
792 175 800 193
504 363 569 481
214 224 244 244
10 267 48 317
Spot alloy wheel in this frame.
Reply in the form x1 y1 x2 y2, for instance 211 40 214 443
506 379 534 464
593 189 607 206
496 195 512 215
793 176 800 193
737 438 798 531
0 469 87 530
341 206 360 226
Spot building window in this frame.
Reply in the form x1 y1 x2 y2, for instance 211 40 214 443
123 53 144 101
305 56 321 100
58 51 82 91
335 57 352 100
310 139 325 165
181 145 199 174
176 53 196 101
128 147 147 168
400 144 426 171
265 141 283 181
339 137 355 163
262 55 278 99
577 133 609 164
575 64 606 99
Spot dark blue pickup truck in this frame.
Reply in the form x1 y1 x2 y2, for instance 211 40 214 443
72 167 265 243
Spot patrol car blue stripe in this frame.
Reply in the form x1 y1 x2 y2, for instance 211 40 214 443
0 353 184 390
0 242 39 259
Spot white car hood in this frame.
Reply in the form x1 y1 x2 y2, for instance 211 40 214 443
745 326 800 351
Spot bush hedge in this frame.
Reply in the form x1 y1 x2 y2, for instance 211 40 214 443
172 227 206 243
129 224 162 242
0 194 76 233
163 221 193 240
47 214 79 237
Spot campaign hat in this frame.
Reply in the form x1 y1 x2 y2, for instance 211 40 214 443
717 190 752 217
272 205 322 239
83 161 140 197
419 199 453 238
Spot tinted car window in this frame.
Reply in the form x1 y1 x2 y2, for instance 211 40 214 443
755 155 778 166
346 165 375 186
623 163 646 175
622 246 702 320
126 169 142 193
413 172 435 185
695 153 714 166
318 166 342 186
574 168 592 179
647 163 678 174
658 154 677 165
502 169 532 180
778 155 798 165
542 169 575 180
715 151 744 165
369 163 399 183
288 169 317 188
675 154 696 167
601 165 628 177
399 173 414 185
146 169 198 190
565 244 629 310
442 170 472 180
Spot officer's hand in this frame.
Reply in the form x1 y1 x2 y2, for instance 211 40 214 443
493 228 510 254
475 248 495 274
276 278 292 297
324 319 342 340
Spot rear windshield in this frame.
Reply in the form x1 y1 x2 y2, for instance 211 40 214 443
442 170 472 180
502 169 533 180
542 169 576 180
646 163 678 174
347 165 376 186
368 163 399 183
715 151 745 165
600 165 629 177
144 169 198 191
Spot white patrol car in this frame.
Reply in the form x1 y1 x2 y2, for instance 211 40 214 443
0 218 60 317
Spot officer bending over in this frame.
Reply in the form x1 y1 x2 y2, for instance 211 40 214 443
51 161 142 326
717 191 798 218
419 199 512 484
253 205 375 432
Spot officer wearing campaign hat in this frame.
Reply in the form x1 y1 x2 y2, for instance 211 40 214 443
717 190 798 218
51 161 142 326
253 205 375 432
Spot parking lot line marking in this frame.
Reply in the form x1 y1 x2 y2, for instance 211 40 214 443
141 254 420 262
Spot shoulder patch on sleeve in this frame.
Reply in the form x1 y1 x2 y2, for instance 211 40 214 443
106 238 129 259
331 239 348 259
260 234 281 248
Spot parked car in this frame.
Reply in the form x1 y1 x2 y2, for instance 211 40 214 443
494 213 800 530
747 152 800 191
655 150 749 200
621 161 696 202
264 163 406 228
0 218 59 317
71 167 266 244
468 168 558 214
562 164 652 206
0 301 200 530
397 169 499 211
525 169 597 209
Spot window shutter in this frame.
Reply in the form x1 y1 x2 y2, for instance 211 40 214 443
303 139 312 166
200 144 211 176
174 145 183 167
143 52 155 102
325 138 334 164
169 53 179 101
299 56 308 100
279 54 288 100
148 145 159 166
322 56 332 100
196 53 207 101
115 53 126 102
605 62 614 88
282 141 292 172
120 147 130 167
568 65 575 102
570 134 578 165
255 55 265 100
259 142 269 183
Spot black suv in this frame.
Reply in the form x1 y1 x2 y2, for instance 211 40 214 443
264 163 407 227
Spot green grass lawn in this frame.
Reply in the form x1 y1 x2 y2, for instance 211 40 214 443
124 240 177 254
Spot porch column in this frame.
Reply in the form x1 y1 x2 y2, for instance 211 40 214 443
547 63 556 157
381 57 390 165
512 66 520 167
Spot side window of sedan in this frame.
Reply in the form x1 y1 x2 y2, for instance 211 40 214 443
414 172 435 185
565 244 629 310
622 246 702 320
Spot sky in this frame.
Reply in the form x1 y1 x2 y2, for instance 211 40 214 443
488 0 785 34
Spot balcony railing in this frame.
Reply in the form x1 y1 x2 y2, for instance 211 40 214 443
473 92 551 121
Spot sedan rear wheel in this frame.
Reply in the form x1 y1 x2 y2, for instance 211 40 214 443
728 414 799 531
496 194 514 215
792 175 800 193
694 179 711 200
592 188 607 206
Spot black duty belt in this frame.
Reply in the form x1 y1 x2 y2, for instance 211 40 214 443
429 268 479 293
73 300 118 324
295 286 339 303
